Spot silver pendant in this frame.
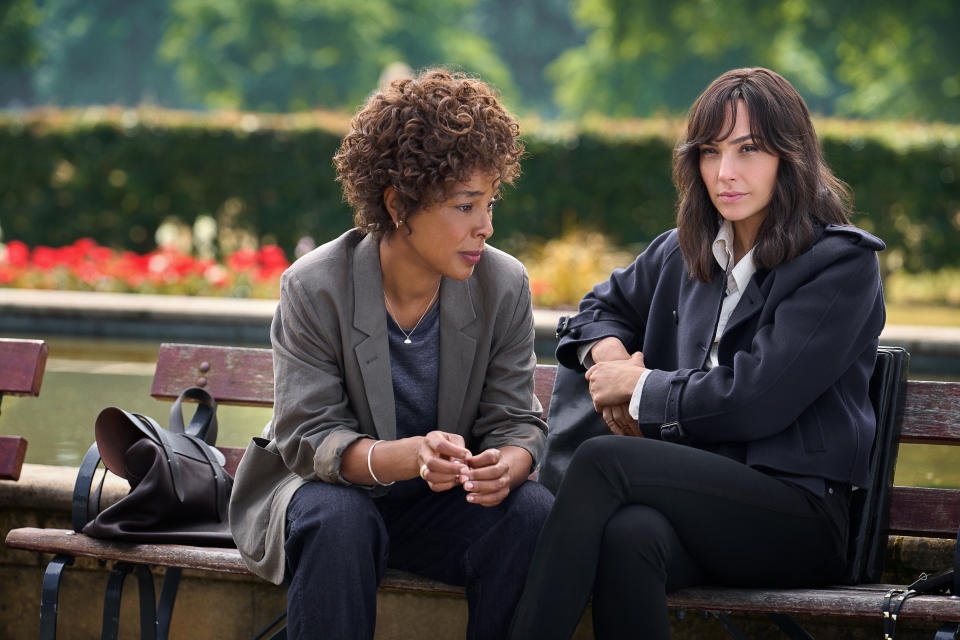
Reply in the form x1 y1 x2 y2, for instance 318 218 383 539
404 338 412 344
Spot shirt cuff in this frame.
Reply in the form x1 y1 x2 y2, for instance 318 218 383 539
628 369 652 420
577 340 601 368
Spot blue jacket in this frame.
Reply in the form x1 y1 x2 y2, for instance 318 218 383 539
556 224 886 488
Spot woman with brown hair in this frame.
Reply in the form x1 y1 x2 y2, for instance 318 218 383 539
229 68 552 640
509 67 885 639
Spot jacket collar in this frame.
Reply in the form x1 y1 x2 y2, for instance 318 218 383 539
351 233 480 439
437 275 479 431
352 234 396 440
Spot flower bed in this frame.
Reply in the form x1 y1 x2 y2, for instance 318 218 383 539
0 238 288 298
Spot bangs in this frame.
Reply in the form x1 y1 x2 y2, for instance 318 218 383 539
681 88 774 156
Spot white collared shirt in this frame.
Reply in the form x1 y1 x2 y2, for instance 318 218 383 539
621 221 757 420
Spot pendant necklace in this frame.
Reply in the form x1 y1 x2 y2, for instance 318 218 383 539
384 282 441 344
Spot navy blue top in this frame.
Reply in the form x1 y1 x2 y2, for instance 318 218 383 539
384 302 440 498
388 302 440 439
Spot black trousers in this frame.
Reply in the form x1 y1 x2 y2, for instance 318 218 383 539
510 436 850 640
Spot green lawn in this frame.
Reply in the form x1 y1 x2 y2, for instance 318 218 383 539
886 304 960 327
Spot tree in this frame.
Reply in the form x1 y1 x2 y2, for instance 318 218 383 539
32 0 182 107
160 0 518 112
474 0 585 116
549 0 960 122
0 0 41 106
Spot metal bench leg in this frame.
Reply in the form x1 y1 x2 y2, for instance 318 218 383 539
101 562 157 640
250 610 287 640
710 612 752 640
768 613 816 640
39 554 74 640
156 567 181 639
934 622 960 639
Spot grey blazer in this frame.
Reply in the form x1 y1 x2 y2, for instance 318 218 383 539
229 229 547 583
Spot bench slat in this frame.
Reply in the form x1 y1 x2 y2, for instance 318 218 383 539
0 435 28 480
888 486 960 537
533 364 556 420
666 583 960 621
7 528 958 622
0 338 47 397
151 343 274 406
152 344 559 422
3 527 465 595
5 527 249 574
901 380 960 445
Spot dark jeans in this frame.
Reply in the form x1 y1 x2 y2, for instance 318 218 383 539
509 436 850 640
285 478 553 640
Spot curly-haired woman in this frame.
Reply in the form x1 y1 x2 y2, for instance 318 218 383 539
229 69 553 640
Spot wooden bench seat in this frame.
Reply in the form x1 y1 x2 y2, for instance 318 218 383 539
0 338 48 480
7 527 960 622
7 342 960 639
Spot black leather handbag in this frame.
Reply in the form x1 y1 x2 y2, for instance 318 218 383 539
74 386 234 546
538 362 609 495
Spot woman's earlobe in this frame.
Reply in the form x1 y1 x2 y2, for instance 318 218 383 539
383 186 401 228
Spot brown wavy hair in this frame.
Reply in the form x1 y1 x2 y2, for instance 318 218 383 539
334 68 523 238
674 67 853 282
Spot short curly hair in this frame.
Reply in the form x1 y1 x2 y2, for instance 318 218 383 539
334 68 523 238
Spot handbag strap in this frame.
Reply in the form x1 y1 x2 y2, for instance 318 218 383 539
181 434 231 522
131 412 188 503
169 386 219 444
72 442 107 532
882 587 916 640
883 565 958 639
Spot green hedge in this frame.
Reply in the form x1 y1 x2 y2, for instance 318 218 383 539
2 109 958 273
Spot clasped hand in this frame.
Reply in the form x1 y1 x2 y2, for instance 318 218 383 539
585 338 647 437
417 431 513 506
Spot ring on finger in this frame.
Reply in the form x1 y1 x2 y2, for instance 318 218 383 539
419 463 429 480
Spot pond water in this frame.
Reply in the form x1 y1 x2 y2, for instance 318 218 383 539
1 337 272 467
1 336 957 489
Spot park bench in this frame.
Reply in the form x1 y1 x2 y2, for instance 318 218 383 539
5 342 960 639
0 338 48 481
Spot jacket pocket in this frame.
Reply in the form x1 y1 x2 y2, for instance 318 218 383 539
229 437 290 562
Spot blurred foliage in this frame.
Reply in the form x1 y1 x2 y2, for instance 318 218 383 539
0 107 958 278
159 0 517 112
552 0 960 121
474 0 585 116
30 0 182 107
0 0 40 104
885 269 960 307
1 0 958 122
519 229 634 308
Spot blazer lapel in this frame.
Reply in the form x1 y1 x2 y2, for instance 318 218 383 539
352 235 397 441
437 277 478 433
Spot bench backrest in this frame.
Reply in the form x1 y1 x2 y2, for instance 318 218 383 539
0 338 47 399
0 338 49 481
150 343 960 546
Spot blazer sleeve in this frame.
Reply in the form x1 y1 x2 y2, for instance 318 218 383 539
555 229 679 369
270 268 369 485
637 238 885 443
471 267 548 466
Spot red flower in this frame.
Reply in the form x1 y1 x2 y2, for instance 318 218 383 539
4 241 29 268
31 246 59 270
227 248 258 272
